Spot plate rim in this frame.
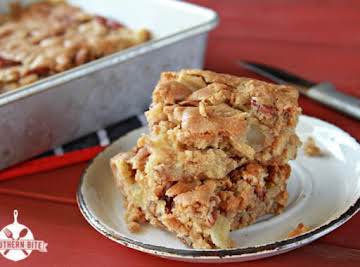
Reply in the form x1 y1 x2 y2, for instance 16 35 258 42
77 115 360 259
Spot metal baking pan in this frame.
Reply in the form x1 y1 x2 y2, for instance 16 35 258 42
0 0 218 169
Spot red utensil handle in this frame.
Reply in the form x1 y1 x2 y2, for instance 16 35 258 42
0 146 104 182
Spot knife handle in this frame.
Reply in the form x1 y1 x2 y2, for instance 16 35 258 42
307 82 360 120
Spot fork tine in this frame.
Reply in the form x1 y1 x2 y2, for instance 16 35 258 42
4 228 12 238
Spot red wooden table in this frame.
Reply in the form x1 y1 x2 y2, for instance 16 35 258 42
0 1 359 266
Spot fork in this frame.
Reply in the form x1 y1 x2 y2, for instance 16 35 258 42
3 228 13 255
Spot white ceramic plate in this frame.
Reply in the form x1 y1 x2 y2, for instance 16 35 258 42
77 115 360 263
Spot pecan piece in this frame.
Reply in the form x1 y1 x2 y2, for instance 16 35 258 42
95 16 123 30
251 98 275 115
26 67 50 77
0 57 21 69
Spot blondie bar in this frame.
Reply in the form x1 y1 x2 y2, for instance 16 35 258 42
111 70 301 249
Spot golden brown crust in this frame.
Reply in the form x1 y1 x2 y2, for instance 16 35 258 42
146 69 301 165
0 1 151 93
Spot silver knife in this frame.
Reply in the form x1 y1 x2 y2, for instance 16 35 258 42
239 61 360 120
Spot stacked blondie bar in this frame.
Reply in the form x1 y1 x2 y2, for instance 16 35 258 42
111 69 301 249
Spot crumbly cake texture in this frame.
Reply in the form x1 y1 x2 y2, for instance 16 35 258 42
303 137 322 157
287 223 310 238
111 70 301 249
0 1 150 93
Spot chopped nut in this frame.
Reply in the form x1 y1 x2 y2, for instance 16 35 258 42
177 73 207 91
26 67 50 77
19 74 39 85
0 56 21 68
74 47 90 65
166 181 196 197
0 68 20 82
95 15 123 30
199 101 207 117
250 98 275 115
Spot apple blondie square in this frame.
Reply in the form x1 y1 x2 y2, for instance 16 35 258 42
111 69 301 249
146 69 300 165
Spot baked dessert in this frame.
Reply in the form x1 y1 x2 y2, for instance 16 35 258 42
0 1 151 93
111 70 301 249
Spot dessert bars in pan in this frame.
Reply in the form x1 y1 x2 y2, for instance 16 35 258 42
0 1 150 93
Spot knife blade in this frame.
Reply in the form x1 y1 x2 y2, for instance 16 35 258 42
239 60 360 120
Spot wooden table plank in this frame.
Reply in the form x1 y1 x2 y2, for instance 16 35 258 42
0 163 86 205
204 38 360 95
0 194 358 267
191 0 360 30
